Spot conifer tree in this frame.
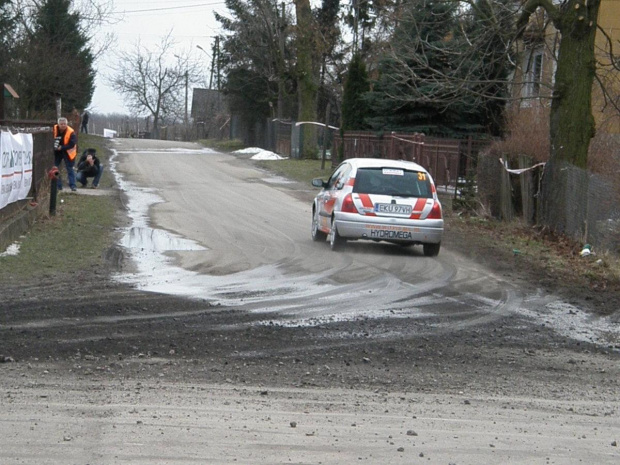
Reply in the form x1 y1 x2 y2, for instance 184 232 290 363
341 53 370 130
19 0 95 116
364 0 468 136
0 0 17 88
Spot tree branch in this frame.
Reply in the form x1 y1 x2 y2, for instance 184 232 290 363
516 0 561 36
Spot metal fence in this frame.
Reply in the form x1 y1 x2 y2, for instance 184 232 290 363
478 152 620 254
268 119 293 157
541 160 620 254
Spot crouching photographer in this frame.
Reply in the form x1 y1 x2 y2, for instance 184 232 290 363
76 148 104 189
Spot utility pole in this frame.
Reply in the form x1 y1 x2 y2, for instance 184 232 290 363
197 44 211 90
321 102 330 170
277 2 286 119
216 36 221 90
209 37 219 90
54 93 62 119
184 70 188 125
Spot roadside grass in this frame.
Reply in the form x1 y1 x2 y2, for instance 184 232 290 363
198 138 245 152
255 158 334 184
0 135 117 281
444 204 620 292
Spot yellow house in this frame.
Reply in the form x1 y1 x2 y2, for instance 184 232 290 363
513 2 620 134
593 2 620 132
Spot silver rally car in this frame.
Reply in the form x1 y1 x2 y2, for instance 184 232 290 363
311 158 444 256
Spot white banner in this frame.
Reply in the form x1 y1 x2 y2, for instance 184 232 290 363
499 157 546 175
0 131 34 210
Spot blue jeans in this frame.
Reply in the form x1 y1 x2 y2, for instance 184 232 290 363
54 155 76 190
76 164 104 187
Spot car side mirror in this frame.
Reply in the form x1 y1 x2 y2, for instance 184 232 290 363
312 178 327 188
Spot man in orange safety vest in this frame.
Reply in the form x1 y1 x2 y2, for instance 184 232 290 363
53 117 78 191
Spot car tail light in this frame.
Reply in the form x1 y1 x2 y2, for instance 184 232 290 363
426 201 442 219
341 194 358 213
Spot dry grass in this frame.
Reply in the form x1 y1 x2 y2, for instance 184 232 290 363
496 104 550 163
442 192 620 306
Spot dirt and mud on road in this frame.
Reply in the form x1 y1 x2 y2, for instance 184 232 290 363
1 138 618 464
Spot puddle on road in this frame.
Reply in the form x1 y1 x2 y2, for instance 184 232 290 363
108 147 620 348
112 146 216 155
262 176 295 184
108 148 336 307
121 226 206 252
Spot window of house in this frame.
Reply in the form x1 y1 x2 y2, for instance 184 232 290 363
522 48 544 100
531 52 543 96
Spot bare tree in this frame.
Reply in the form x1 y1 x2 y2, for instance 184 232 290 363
216 0 296 123
108 33 199 139
295 0 321 158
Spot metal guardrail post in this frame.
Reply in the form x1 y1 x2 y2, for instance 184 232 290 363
48 167 59 216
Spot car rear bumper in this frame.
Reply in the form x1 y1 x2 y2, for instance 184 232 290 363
334 214 443 244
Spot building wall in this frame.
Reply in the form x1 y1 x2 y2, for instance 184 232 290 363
593 2 620 133
512 1 620 134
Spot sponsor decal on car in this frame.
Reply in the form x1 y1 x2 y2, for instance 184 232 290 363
365 224 419 239
370 230 412 239
382 168 404 176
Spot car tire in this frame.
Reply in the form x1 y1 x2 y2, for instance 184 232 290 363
311 208 327 242
329 222 346 251
423 242 441 257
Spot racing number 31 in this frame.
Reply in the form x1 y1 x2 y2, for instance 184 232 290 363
417 172 427 181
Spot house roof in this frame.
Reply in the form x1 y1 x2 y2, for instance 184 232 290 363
3 83 19 99
191 88 226 118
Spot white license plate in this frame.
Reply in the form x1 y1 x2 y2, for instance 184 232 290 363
375 203 412 215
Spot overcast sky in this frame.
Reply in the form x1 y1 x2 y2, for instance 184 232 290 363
91 0 228 114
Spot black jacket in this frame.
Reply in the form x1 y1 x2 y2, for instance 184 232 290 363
77 152 101 176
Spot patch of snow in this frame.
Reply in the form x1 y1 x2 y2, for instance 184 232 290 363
116 148 216 154
0 242 21 257
250 150 286 160
233 147 264 154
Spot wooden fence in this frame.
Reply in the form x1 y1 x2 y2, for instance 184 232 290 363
334 132 491 190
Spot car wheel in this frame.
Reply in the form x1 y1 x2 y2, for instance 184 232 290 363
423 242 441 257
329 222 346 251
311 208 327 242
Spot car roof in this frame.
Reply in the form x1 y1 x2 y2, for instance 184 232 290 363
343 158 429 173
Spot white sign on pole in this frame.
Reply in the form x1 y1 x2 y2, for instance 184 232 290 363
0 131 34 210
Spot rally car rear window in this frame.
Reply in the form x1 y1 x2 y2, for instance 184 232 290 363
353 167 432 198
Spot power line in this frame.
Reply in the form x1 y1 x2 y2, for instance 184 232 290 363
123 1 226 14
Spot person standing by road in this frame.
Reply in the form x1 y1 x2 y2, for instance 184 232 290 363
76 148 103 188
53 117 78 191
80 110 89 133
